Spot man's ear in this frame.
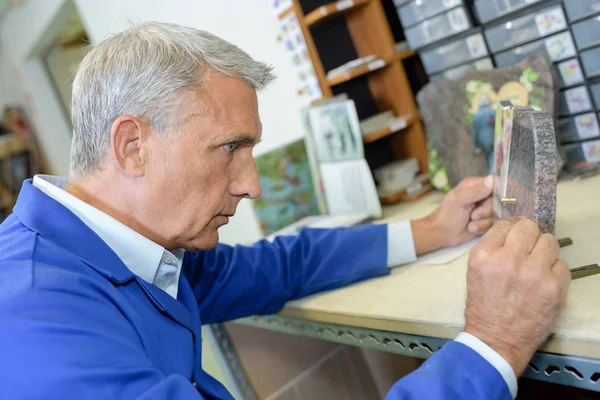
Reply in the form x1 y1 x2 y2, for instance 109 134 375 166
110 115 149 177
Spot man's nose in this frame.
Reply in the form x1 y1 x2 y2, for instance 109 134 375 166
230 156 262 199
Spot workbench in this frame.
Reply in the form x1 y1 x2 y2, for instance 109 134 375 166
236 174 600 393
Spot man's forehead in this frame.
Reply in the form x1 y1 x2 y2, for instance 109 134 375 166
186 110 262 144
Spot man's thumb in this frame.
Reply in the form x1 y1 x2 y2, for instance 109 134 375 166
454 175 493 204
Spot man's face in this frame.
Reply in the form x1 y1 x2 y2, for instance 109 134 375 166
142 73 262 251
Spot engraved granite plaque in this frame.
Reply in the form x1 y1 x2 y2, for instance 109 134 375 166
492 100 557 234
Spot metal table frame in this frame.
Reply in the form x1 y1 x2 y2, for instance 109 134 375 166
235 315 600 393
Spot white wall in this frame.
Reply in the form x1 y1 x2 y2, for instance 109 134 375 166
74 0 307 156
1 0 308 245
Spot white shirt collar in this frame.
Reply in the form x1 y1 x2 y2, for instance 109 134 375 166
32 175 183 298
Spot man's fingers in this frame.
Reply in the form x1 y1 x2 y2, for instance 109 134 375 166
471 197 493 221
473 217 521 251
530 233 560 270
451 175 494 207
504 218 541 256
551 259 572 302
467 217 494 235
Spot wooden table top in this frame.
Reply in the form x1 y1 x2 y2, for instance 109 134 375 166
279 175 600 359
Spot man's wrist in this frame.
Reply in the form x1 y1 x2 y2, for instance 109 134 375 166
465 325 531 378
411 214 446 255
455 332 519 399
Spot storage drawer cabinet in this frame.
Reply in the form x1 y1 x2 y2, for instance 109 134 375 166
429 58 493 81
397 0 464 28
405 6 472 50
475 0 543 24
559 86 593 116
572 17 600 50
589 82 600 109
494 32 576 67
559 112 600 143
563 0 600 22
421 32 488 74
484 5 567 53
556 58 586 88
564 139 600 167
581 47 600 79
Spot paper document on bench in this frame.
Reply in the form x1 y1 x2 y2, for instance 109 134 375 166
408 237 479 266
319 159 382 218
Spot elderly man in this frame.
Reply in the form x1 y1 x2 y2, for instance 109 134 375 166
0 23 569 399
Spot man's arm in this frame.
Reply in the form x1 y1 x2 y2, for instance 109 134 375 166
186 176 497 325
386 340 512 400
386 217 570 399
0 263 204 400
184 223 401 324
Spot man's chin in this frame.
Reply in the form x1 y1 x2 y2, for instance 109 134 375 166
188 231 220 252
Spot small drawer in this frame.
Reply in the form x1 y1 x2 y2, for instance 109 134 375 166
581 47 600 79
563 0 600 22
590 82 600 109
493 31 576 67
559 86 594 116
483 5 567 53
474 0 543 24
397 0 464 28
558 112 600 144
572 16 600 50
405 6 472 50
420 32 489 74
393 0 412 7
556 58 586 88
429 57 493 81
564 140 600 167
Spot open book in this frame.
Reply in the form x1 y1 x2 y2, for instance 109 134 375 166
303 97 382 219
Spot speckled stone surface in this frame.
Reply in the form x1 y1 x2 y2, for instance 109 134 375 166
493 101 557 234
417 54 563 190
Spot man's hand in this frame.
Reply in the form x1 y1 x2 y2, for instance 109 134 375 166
465 217 571 377
412 176 494 255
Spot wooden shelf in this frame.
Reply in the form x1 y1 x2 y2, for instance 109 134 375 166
305 0 371 26
278 6 294 20
361 113 420 143
283 0 431 205
327 54 395 87
396 48 414 62
379 179 434 205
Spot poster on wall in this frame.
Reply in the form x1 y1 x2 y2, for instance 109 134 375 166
277 12 322 103
252 140 320 236
272 0 293 15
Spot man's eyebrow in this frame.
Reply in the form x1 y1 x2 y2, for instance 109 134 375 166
223 135 261 145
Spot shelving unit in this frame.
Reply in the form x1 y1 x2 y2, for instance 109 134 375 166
304 0 371 26
280 0 432 204
326 53 395 86
360 111 419 143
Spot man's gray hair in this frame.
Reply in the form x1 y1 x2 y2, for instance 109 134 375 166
69 22 275 180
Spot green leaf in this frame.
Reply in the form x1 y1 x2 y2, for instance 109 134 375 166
529 72 539 82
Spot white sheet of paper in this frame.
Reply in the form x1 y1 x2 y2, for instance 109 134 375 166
408 237 480 266
320 159 382 218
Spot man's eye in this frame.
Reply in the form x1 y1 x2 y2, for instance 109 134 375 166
223 143 237 153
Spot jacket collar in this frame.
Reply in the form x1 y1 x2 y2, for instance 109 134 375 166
14 179 135 284
13 180 195 333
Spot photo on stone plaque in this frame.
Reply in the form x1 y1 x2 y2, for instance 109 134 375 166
492 101 557 234
492 101 514 210
417 54 562 192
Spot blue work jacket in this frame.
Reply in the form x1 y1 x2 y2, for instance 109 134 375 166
0 180 509 399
